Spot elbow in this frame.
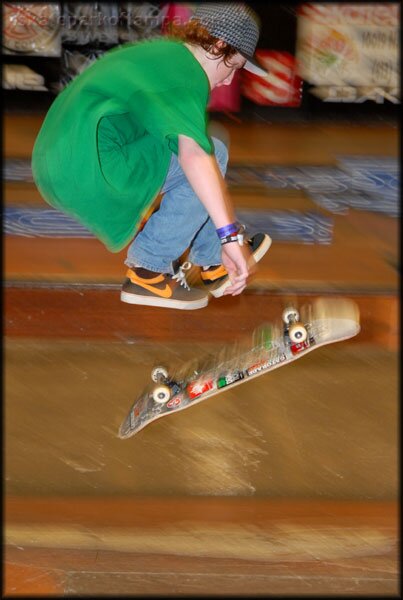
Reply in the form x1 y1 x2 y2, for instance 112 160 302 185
178 136 207 167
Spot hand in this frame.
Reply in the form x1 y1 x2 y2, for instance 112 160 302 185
221 241 256 296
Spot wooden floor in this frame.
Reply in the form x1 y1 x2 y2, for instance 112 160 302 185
5 497 398 596
4 339 399 595
3 111 399 596
4 287 399 351
4 114 399 161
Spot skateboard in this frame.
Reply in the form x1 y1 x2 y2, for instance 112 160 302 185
118 297 360 439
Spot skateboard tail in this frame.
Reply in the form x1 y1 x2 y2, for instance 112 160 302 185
307 298 360 342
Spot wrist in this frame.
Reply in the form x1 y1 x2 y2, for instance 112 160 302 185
220 232 244 246
216 222 238 239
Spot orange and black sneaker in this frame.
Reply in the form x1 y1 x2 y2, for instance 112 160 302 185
121 262 208 310
201 232 272 298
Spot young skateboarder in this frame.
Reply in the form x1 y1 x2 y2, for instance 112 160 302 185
32 3 271 310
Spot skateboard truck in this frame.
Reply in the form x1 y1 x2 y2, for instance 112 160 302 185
282 306 308 343
151 366 169 383
150 366 185 405
151 366 172 404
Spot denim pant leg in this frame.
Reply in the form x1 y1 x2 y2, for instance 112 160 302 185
125 137 229 274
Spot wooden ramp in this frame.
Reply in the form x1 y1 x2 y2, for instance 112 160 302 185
4 115 398 326
4 112 399 597
4 338 399 595
5 498 398 596
4 198 398 349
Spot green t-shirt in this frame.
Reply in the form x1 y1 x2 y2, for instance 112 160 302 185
31 38 214 252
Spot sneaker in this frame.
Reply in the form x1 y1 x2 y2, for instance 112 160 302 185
201 232 272 298
121 262 208 310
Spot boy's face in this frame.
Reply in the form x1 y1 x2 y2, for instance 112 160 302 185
214 52 247 88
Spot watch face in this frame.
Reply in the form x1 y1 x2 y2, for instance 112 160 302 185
3 3 61 56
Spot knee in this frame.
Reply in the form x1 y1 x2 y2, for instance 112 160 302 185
212 137 229 176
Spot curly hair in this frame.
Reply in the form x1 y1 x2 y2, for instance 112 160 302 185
167 19 238 66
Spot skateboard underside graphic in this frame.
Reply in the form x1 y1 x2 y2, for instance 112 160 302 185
118 298 360 439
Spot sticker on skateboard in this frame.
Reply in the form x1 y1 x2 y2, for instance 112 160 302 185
118 298 360 439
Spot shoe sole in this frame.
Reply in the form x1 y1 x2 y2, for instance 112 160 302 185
121 291 208 310
210 234 273 298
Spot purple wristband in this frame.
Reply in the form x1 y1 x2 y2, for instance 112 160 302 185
216 223 238 238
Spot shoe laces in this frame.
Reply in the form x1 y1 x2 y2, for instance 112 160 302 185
172 261 192 291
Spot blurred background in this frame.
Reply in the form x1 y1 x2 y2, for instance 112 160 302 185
3 2 399 596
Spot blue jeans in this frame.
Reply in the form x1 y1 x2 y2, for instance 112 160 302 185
125 137 228 274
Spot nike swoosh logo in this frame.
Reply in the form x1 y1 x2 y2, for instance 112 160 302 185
137 281 173 299
128 271 173 299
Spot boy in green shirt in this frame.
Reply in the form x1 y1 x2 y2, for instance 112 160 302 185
32 3 271 310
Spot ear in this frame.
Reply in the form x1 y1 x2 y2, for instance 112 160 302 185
215 40 228 50
211 39 229 57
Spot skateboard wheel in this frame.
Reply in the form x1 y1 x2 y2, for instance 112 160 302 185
282 307 300 324
288 323 308 343
151 366 169 383
152 385 171 404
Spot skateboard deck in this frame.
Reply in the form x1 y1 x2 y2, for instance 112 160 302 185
118 297 360 439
